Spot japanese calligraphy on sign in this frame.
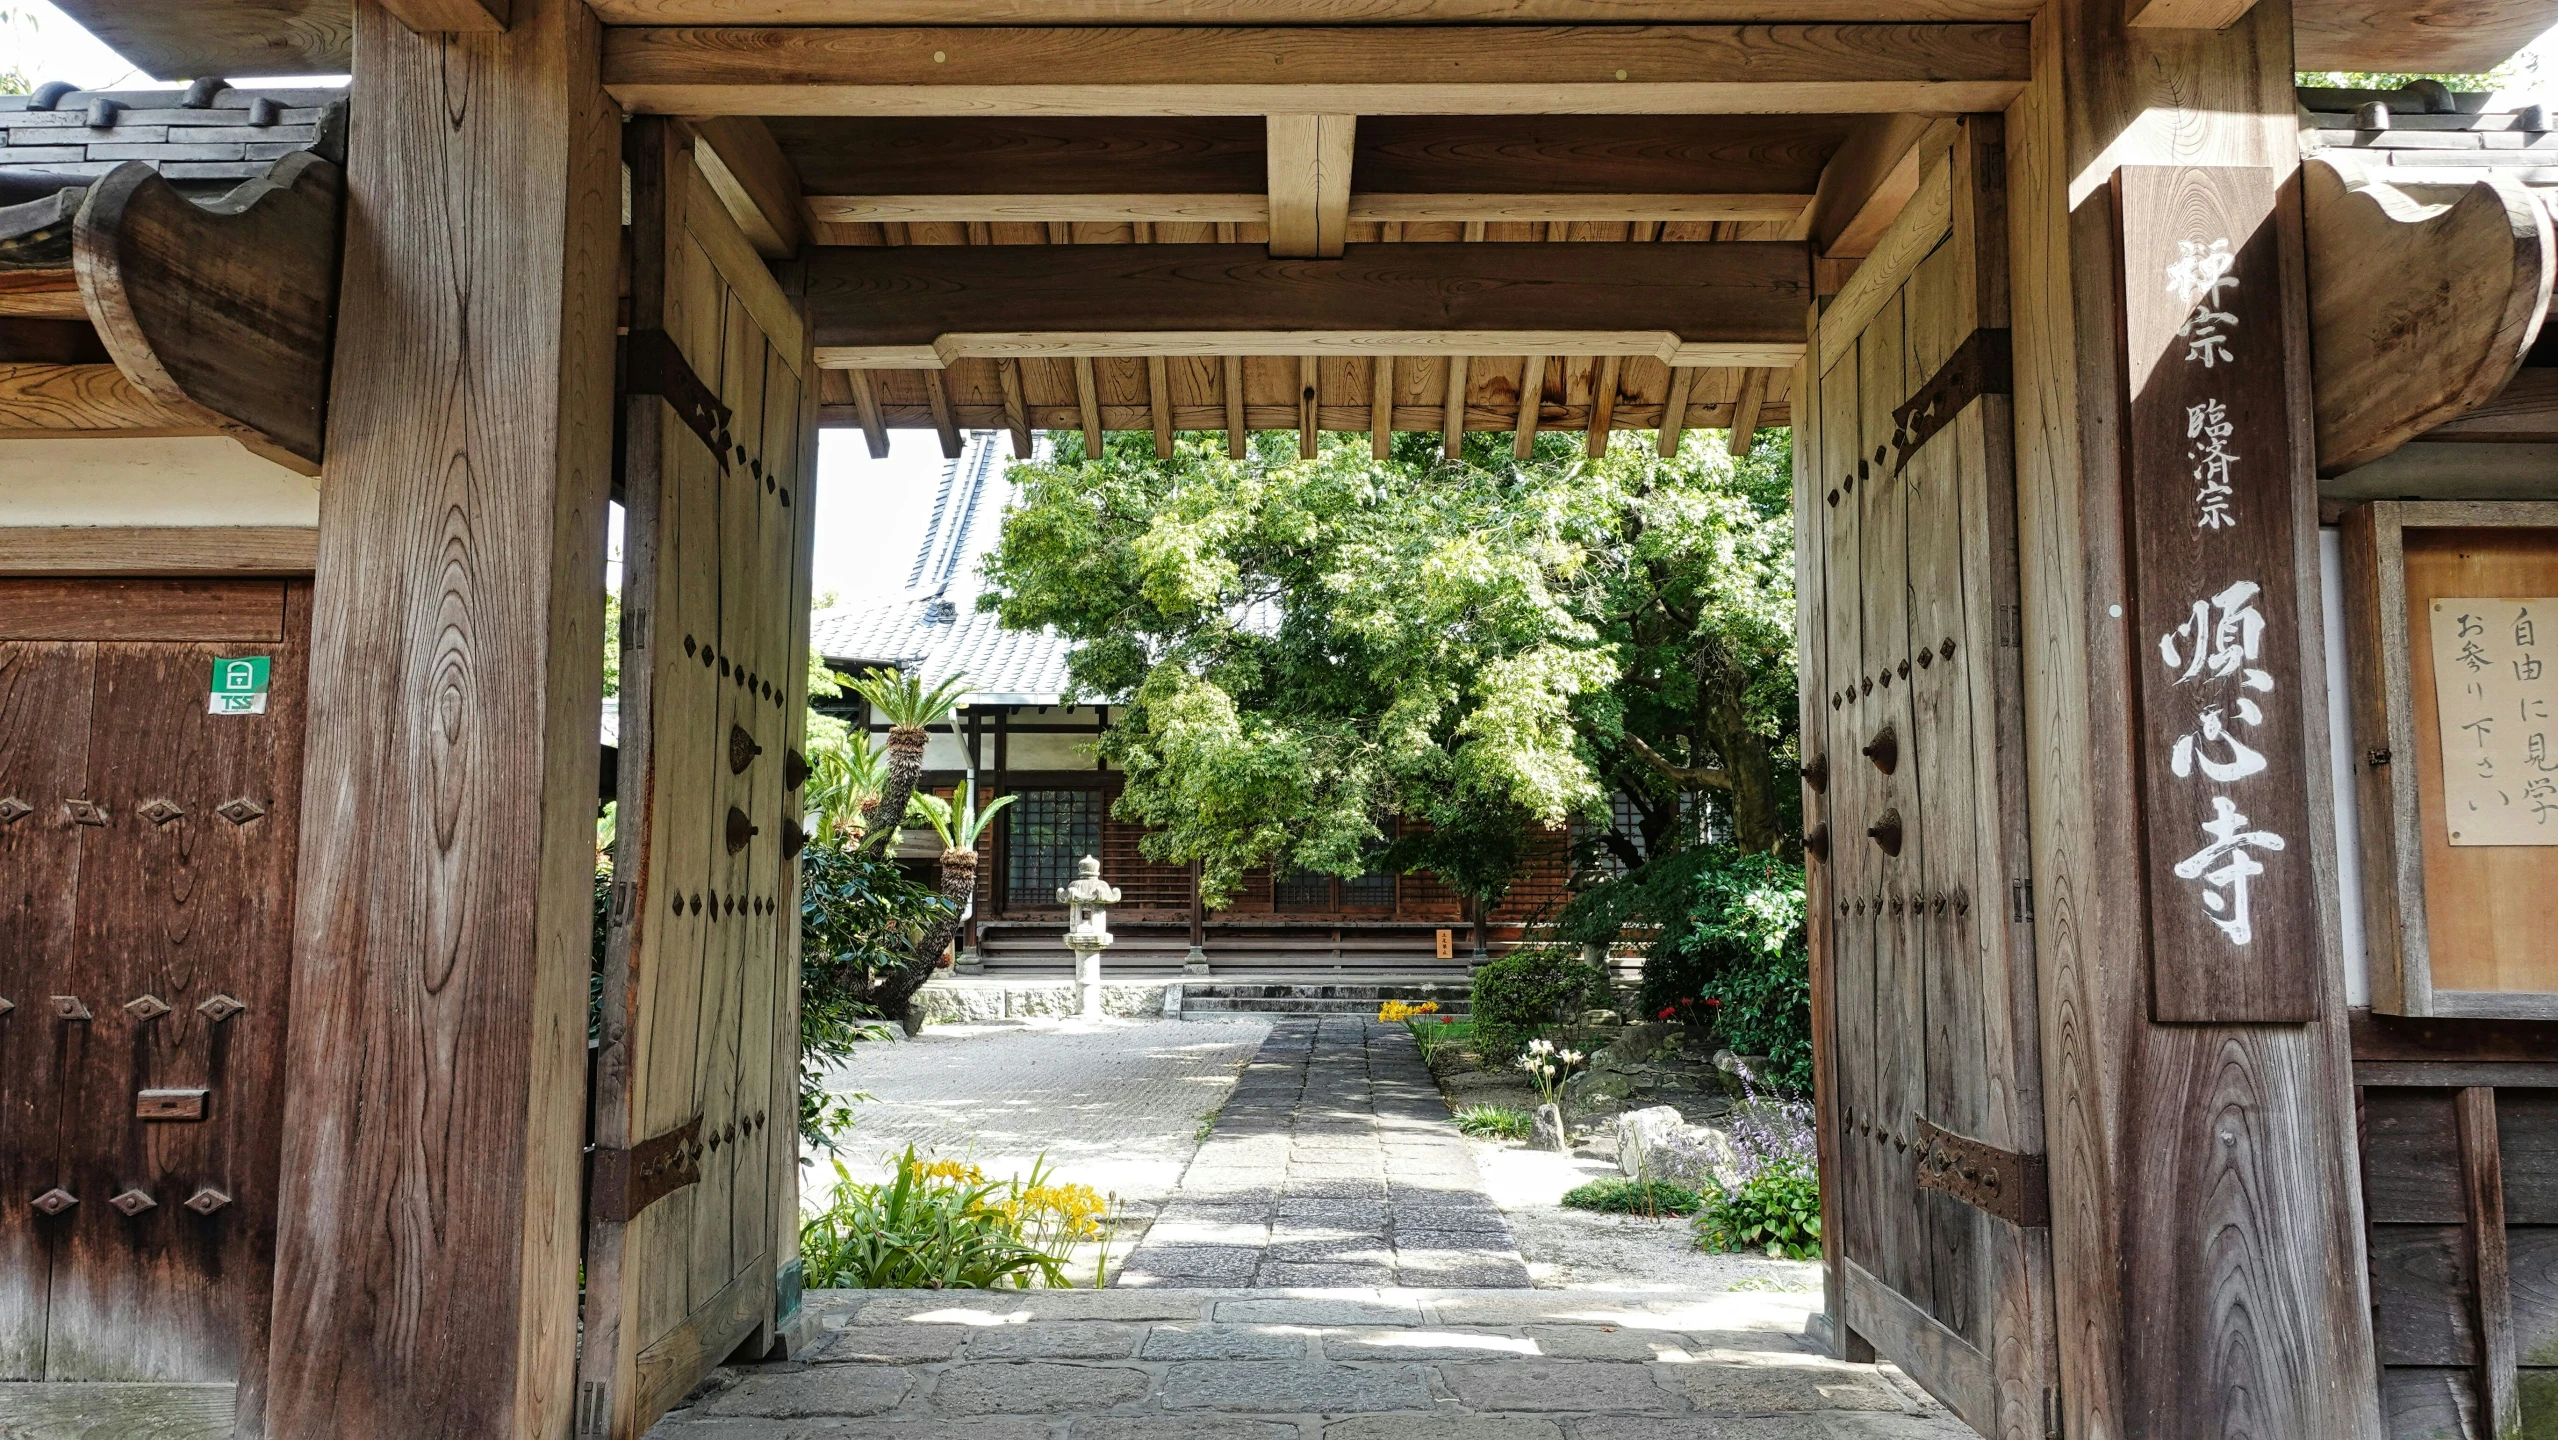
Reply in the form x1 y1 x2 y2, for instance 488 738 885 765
2428 597 2558 846
2115 165 2318 1022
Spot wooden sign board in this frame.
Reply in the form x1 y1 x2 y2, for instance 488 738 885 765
2425 596 2558 846
2114 165 2320 1023
1435 928 1454 961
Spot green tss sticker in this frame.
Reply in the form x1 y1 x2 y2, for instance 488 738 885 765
209 656 272 715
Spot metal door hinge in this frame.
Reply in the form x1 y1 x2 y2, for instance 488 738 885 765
1914 1115 2050 1228
1890 327 2013 475
579 1380 612 1437
589 1115 701 1224
624 328 733 464
2044 1385 2063 1438
2011 880 2034 924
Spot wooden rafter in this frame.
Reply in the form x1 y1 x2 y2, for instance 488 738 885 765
1443 354 1470 458
1728 365 1769 454
1513 353 1546 458
588 0 2046 18
1073 355 1102 456
1586 353 1620 456
1223 353 1245 457
802 241 1810 369
998 355 1031 456
1147 353 1173 456
1297 353 1318 457
600 25 2035 117
687 116 806 258
921 366 960 456
846 366 888 456
1371 354 1393 459
803 192 1813 227
1657 364 1693 455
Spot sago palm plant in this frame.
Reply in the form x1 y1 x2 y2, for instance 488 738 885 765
846 666 968 855
806 733 890 841
902 785 1017 980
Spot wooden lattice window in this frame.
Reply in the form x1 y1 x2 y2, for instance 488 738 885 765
1006 789 1102 903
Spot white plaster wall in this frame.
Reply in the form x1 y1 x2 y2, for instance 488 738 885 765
2321 525 2372 1008
0 438 321 527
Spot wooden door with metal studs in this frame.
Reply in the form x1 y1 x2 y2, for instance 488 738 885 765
1794 115 2058 1440
0 576 308 1397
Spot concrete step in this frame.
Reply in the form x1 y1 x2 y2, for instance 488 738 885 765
1178 980 1473 1017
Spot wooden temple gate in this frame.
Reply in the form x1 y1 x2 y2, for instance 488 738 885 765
7 0 2558 1435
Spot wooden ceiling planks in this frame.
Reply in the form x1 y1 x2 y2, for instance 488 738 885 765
598 24 2035 117
591 0 2043 18
822 352 1791 443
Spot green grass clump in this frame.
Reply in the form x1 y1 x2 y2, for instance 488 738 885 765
1692 1161 1821 1260
1454 1104 1535 1140
1562 1177 1705 1217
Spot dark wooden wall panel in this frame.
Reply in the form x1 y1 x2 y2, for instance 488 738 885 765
0 579 287 643
2371 1225 2481 1367
2367 1088 2468 1224
2501 1092 2558 1224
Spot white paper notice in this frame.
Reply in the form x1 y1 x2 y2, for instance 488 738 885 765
2430 596 2558 846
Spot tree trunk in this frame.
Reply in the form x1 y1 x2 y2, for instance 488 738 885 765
858 724 928 854
870 847 978 1029
1698 651 1783 852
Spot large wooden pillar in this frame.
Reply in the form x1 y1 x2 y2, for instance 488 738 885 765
2006 0 2380 1433
260 0 619 1434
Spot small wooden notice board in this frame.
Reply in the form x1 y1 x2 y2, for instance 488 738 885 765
2343 501 2558 1018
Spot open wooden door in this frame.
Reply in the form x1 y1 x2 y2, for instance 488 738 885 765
577 117 817 1440
1795 116 2059 1439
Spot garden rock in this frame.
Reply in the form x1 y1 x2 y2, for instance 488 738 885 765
1558 1030 1731 1123
1610 1099 1806 1191
1532 1102 1569 1152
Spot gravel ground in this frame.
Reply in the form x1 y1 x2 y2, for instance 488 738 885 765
1470 1135 1822 1294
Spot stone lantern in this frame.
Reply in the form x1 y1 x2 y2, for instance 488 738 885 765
1057 854 1121 1019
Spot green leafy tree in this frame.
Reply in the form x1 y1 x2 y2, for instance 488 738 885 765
983 429 1615 913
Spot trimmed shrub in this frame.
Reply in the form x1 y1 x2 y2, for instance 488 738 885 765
1468 945 1607 1060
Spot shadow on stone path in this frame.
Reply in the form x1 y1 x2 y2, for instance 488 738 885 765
1116 1018 1533 1289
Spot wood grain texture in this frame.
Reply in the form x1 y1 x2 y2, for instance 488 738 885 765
1265 114 1353 259
2505 1091 2558 1226
0 578 286 641
0 527 317 576
1812 114 1946 258
598 24 2035 117
261 0 618 1436
41 589 307 1398
680 161 804 374
0 364 207 437
590 0 2046 18
72 154 343 476
2423 369 2558 443
0 1382 235 1439
2293 0 2554 74
2459 1086 2522 1434
378 0 510 31
1815 146 1948 374
40 0 349 79
2123 0 2259 27
2003 0 2380 1433
803 241 1810 369
2305 158 2552 476
689 117 805 260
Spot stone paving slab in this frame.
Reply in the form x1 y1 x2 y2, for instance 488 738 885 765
1115 1018 1534 1289
643 1287 1974 1440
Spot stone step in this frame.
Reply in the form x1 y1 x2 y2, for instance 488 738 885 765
1179 995 1471 1017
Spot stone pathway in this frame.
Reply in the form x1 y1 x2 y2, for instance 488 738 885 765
645 1285 1973 1438
808 1016 1273 1212
1116 1018 1533 1289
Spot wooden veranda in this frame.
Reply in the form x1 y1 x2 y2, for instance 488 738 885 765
9 0 2558 1437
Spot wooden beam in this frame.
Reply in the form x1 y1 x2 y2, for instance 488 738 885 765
2305 156 2551 476
1802 112 1941 255
846 367 889 457
688 116 806 259
599 25 2036 117
2124 0 2258 25
1267 114 1354 259
803 190 1813 226
2458 1086 2520 1437
2295 0 2555 72
1223 353 1245 458
589 0 2047 19
1147 354 1173 457
263 0 613 1435
1514 352 1545 457
0 272 86 320
1297 353 1318 458
1371 354 1393 459
1727 366 1769 455
998 356 1031 457
1348 193 1809 223
0 362 209 436
1585 353 1619 456
1074 355 1102 457
803 242 1810 370
73 152 345 476
0 524 318 574
378 0 509 31
1657 363 1692 456
1443 353 1469 458
43 0 349 78
809 193 1265 225
922 367 961 457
